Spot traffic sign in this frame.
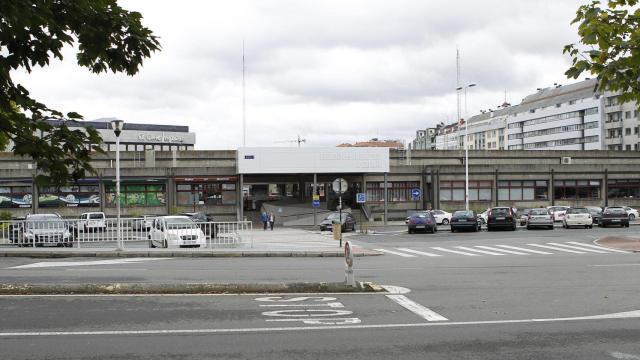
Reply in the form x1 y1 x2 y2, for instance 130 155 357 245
312 195 320 201
411 188 421 200
312 200 320 208
332 178 348 194
356 193 366 203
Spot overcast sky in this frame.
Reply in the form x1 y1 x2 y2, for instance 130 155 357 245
14 0 588 149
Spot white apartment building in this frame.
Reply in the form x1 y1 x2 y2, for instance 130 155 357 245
434 124 459 150
602 93 640 151
411 128 437 150
458 107 511 150
506 79 603 151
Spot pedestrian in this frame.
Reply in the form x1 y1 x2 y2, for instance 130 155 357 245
261 211 268 230
269 212 275 231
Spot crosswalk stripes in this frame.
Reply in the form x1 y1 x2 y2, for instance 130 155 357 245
374 242 629 258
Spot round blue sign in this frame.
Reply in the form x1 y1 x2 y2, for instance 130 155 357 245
411 188 421 199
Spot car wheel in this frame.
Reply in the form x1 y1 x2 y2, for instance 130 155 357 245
408 228 413 234
589 225 593 229
512 225 517 231
163 239 168 248
451 227 455 233
433 226 437 233
629 214 635 221
625 223 630 228
526 225 531 230
149 239 156 248
441 219 449 225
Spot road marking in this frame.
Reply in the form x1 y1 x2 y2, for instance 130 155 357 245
493 245 552 255
396 248 442 257
2 310 638 337
456 246 505 256
527 244 586 254
373 249 416 257
567 242 630 253
380 285 411 294
6 258 169 269
430 247 479 256
260 303 345 308
385 294 448 321
610 352 640 360
591 264 640 267
547 242 609 254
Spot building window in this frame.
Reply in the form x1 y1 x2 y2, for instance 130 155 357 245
569 100 577 105
626 145 632 151
366 182 419 202
439 181 492 202
607 112 622 122
38 184 100 208
626 111 632 119
553 180 600 200
0 183 33 208
106 183 166 206
608 180 640 198
626 128 632 136
176 182 236 205
498 180 548 201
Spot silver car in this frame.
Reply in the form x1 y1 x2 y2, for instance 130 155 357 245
22 214 73 247
526 208 554 230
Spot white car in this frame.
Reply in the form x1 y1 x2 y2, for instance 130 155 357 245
547 206 570 222
477 209 489 225
431 210 452 225
562 207 593 229
148 215 206 248
623 206 639 221
77 212 106 232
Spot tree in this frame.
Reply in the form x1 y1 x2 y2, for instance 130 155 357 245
564 0 640 106
0 0 160 186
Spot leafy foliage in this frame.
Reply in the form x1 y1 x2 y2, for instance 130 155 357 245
0 0 160 186
564 0 640 106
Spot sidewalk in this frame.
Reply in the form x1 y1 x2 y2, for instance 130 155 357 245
0 228 381 258
595 236 640 252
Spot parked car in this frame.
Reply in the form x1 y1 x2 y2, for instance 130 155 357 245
148 215 207 248
133 215 156 231
623 206 639 221
180 212 210 222
517 209 532 226
76 212 106 232
599 207 630 228
562 207 593 229
487 207 517 231
319 212 356 232
180 212 215 236
431 210 452 225
407 211 437 234
477 209 489 225
450 210 481 232
22 213 72 247
547 206 570 222
586 207 602 224
526 208 554 230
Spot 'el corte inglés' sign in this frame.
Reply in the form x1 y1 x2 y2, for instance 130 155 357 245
237 147 389 174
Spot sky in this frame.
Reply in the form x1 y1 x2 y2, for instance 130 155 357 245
13 0 588 149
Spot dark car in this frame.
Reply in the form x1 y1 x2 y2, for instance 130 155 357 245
487 207 517 231
180 212 214 235
599 207 630 228
180 212 210 222
450 210 481 232
319 212 356 232
407 211 437 234
586 207 602 224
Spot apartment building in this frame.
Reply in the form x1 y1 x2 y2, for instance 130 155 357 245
602 93 640 151
410 128 437 150
459 106 511 150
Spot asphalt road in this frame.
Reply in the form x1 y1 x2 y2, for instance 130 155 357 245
1 226 639 359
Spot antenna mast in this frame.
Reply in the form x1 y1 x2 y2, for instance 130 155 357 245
456 48 461 123
242 39 246 147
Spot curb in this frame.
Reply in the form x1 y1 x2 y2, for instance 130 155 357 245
0 250 382 258
0 281 383 295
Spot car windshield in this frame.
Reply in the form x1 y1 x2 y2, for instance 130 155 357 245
567 208 588 214
587 208 602 214
88 214 104 219
26 217 65 229
326 213 347 220
164 217 197 229
453 211 473 217
530 209 549 215
412 212 430 218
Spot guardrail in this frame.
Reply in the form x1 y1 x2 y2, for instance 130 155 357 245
0 218 253 249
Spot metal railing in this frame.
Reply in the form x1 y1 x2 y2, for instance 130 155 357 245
0 218 253 249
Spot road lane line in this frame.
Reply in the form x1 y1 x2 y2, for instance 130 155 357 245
2 310 638 337
373 249 416 257
591 264 640 267
386 294 448 321
430 247 480 256
455 246 505 256
7 258 169 269
396 248 442 257
567 242 630 253
493 245 552 255
547 242 609 254
527 244 586 254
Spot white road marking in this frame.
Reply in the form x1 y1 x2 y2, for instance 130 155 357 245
610 352 640 360
7 258 169 269
396 248 442 257
567 242 630 253
527 244 586 254
430 247 479 256
456 246 505 256
385 294 448 321
547 242 609 254
2 310 638 337
493 245 552 255
259 303 345 308
373 249 416 257
381 285 411 294
591 264 640 267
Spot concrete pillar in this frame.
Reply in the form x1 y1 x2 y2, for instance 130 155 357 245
604 169 608 207
494 168 499 207
383 172 388 225
31 176 38 214
550 169 555 206
98 179 105 213
238 174 244 221
313 173 317 227
421 168 427 210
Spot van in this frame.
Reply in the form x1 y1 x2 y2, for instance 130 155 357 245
77 212 107 232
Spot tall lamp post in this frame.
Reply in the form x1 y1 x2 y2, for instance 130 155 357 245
456 83 476 211
110 119 124 251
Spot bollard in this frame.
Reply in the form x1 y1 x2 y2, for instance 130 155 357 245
344 241 355 287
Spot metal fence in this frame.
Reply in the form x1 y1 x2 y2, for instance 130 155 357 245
0 218 253 249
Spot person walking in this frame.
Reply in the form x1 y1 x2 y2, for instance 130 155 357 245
269 212 275 231
261 211 268 230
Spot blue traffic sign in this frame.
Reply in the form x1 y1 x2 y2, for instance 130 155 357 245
356 193 366 204
411 188 421 199
312 200 320 208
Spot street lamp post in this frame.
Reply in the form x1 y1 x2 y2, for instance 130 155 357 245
456 84 476 211
110 119 124 251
